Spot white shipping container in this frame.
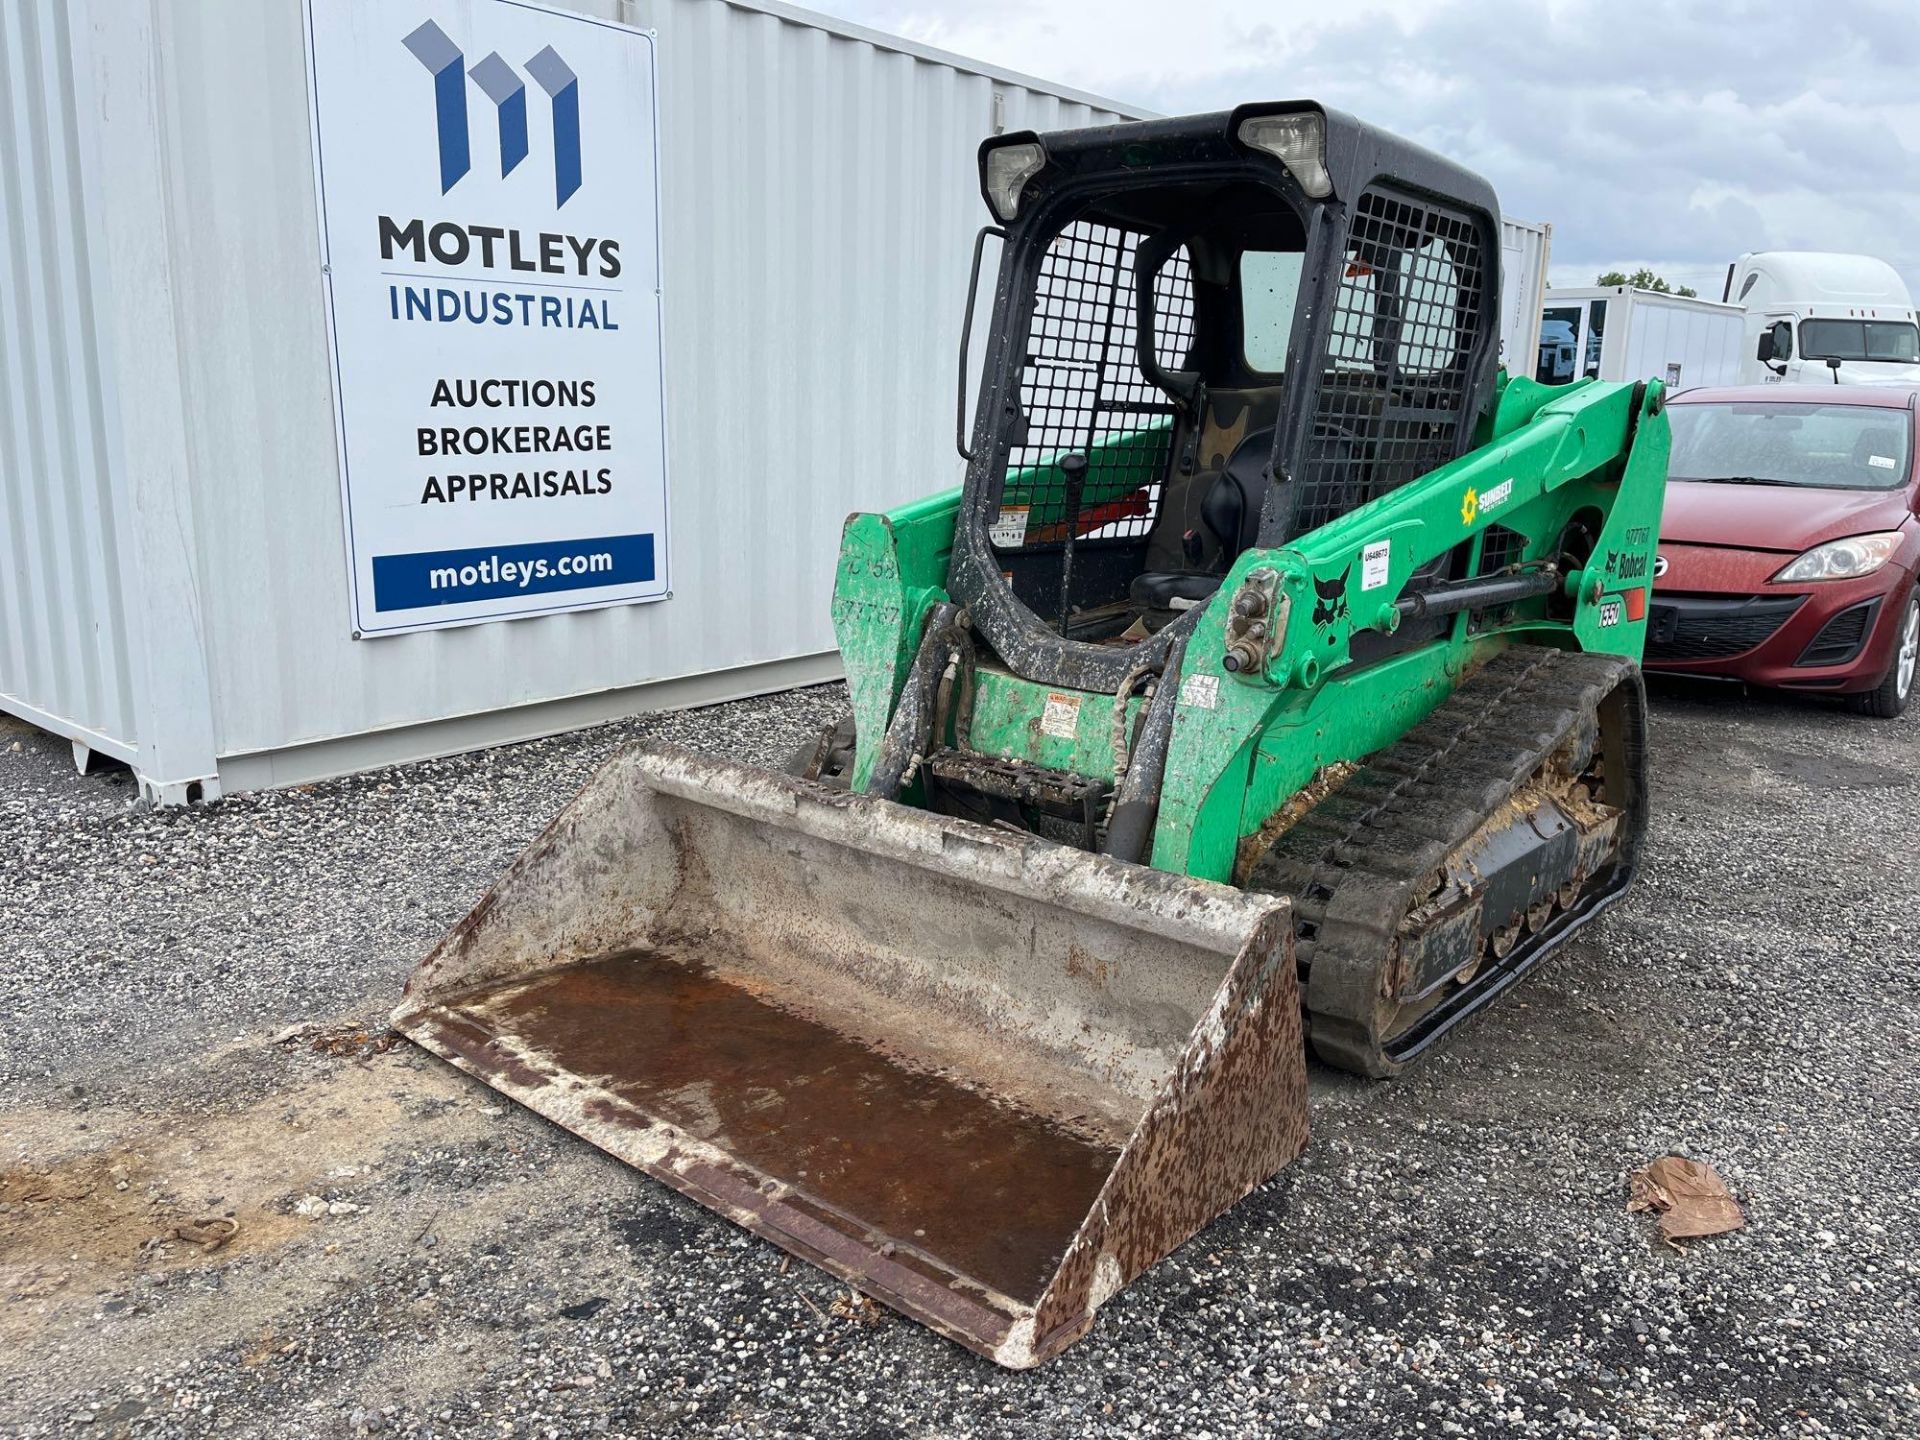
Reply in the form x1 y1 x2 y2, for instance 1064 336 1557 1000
1 0 1562 804
0 0 1137 802
1536 286 1746 392
1498 216 1550 380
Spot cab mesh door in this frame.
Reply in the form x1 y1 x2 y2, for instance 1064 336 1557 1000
1287 189 1490 539
995 221 1195 550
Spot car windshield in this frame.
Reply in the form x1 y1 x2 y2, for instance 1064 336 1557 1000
1667 401 1912 491
1799 318 1920 363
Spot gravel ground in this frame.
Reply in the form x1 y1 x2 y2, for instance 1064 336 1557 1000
2 680 1917 1438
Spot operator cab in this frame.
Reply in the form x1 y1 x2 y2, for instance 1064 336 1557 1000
950 106 1500 694
987 182 1303 639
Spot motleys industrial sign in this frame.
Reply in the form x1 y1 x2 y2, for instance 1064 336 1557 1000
304 0 668 635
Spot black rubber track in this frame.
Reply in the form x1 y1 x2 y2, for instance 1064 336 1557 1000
1245 645 1650 1078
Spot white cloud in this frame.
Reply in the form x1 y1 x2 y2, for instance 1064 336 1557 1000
811 0 1920 297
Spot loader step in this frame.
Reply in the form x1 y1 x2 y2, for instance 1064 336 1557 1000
923 747 1113 849
1244 645 1649 1077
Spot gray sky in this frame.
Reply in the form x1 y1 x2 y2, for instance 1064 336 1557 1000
811 0 1920 298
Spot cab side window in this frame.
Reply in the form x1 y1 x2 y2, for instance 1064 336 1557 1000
1396 237 1463 376
1240 250 1304 374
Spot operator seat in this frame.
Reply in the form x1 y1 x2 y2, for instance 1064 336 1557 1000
1129 424 1276 613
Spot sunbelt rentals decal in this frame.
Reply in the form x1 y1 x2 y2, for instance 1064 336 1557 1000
305 0 669 635
1460 478 1512 527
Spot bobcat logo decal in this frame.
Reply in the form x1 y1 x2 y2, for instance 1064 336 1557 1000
1312 567 1350 628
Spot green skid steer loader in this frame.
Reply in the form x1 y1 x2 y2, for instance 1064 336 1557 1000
395 104 1669 1367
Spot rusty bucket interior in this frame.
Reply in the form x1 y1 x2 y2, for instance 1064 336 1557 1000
394 746 1307 1367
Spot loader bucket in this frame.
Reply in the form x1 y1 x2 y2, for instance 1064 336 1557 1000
394 746 1306 1367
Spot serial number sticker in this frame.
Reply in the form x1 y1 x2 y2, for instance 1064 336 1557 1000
1040 692 1082 739
1869 454 1897 470
1180 674 1220 710
989 505 1030 547
1361 539 1391 591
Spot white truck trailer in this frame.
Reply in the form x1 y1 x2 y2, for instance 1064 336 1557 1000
1538 252 1920 394
1535 285 1746 392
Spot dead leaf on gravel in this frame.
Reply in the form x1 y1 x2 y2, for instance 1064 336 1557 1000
829 1287 885 1327
171 1216 239 1252
274 1022 399 1059
1627 1155 1745 1243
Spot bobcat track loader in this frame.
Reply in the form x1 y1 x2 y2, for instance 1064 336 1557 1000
396 104 1669 1367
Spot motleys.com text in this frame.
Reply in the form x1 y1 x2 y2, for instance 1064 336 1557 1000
370 533 655 613
431 549 615 592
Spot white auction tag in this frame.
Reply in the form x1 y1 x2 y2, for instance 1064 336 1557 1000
1361 539 1391 591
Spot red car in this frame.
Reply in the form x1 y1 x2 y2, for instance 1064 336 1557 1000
1651 385 1920 717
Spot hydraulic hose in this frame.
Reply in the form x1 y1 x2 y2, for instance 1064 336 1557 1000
865 602 966 800
1101 635 1187 865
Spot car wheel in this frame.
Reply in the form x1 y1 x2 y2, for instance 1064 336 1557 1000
1849 589 1919 719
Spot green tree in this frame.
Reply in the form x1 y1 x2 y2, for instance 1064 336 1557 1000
1597 267 1698 298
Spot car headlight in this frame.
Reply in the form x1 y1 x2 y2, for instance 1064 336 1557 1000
1770 531 1903 583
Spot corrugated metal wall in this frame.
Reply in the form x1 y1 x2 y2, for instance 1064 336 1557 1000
153 0 1133 768
0 0 1138 792
0 0 139 761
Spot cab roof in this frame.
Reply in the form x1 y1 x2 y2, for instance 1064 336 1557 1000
1005 103 1500 224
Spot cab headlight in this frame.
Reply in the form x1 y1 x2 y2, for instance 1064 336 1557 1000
1770 531 1903 582
981 140 1046 222
1236 111 1332 198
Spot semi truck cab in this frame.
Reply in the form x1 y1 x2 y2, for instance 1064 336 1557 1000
1726 251 1920 386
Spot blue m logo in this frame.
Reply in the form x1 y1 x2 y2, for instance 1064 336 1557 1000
403 20 581 207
